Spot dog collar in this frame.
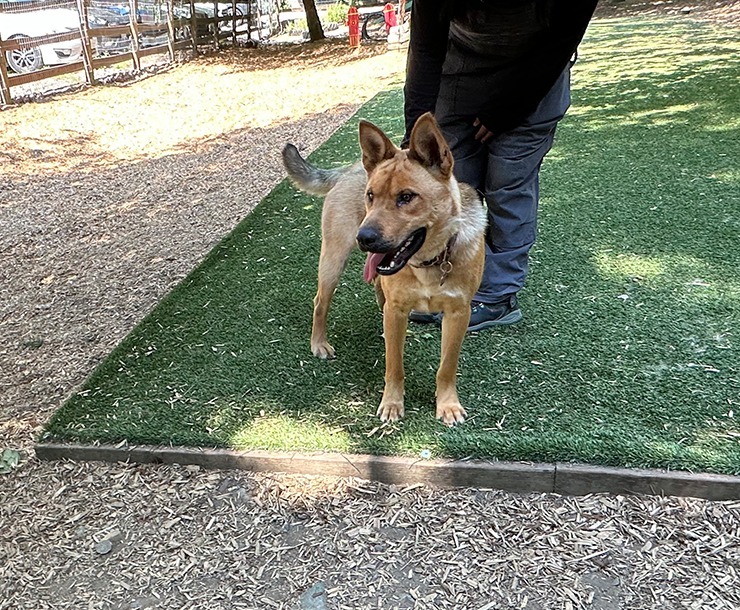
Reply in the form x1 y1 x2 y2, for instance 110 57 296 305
413 235 457 286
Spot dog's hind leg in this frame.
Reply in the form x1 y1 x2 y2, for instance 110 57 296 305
311 235 355 359
435 306 471 425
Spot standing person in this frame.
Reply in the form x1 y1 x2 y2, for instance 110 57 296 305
404 0 598 331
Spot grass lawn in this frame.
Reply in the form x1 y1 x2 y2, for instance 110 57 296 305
42 19 740 474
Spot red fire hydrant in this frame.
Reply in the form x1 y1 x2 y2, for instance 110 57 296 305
383 2 397 32
348 6 360 48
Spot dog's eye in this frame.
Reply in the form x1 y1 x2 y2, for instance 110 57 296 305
396 192 417 206
366 190 374 203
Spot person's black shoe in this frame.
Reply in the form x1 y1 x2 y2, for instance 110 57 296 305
409 310 442 324
468 295 522 332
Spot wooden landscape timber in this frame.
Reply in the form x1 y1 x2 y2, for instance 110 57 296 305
35 442 740 501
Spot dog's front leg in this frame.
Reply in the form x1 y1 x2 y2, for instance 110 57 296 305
436 306 471 426
377 303 407 422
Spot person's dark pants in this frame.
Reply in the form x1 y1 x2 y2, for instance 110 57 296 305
435 67 571 303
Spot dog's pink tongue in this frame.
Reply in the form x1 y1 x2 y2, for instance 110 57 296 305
363 253 385 283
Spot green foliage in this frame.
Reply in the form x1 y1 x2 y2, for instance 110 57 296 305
325 2 349 24
286 17 307 34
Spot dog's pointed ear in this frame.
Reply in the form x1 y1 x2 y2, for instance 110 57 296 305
359 120 398 174
408 112 453 178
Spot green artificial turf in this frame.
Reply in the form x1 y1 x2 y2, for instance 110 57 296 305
43 19 740 474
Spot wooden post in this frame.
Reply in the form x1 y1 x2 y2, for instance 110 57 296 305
255 1 263 41
165 0 175 62
245 0 252 41
231 0 237 46
0 41 12 104
75 0 96 85
212 0 219 48
268 0 277 36
189 0 197 55
128 0 141 71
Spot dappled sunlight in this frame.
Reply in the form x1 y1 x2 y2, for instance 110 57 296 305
0 44 406 176
581 18 739 70
568 20 739 137
244 468 384 512
576 19 740 100
593 250 666 280
227 413 353 453
713 168 740 186
218 388 439 455
571 102 698 123
199 378 444 456
592 249 740 299
705 116 740 132
569 104 703 131
645 427 740 473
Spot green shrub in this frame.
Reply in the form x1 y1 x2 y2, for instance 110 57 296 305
326 2 349 24
286 17 307 34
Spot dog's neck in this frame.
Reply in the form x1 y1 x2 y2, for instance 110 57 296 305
414 177 463 262
415 235 457 268
411 234 458 286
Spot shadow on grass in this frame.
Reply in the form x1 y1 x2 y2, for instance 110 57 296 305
43 19 740 474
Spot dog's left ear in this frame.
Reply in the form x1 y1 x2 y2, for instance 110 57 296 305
359 120 398 174
408 112 453 178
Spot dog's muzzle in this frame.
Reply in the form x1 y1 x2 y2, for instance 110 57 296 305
359 227 427 281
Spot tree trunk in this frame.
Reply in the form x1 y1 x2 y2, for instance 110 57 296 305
301 0 325 41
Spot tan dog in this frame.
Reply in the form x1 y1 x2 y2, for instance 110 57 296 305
282 113 486 425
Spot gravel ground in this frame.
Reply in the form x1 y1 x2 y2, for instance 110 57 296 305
2 6 740 608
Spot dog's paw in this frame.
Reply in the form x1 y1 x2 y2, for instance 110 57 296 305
377 400 404 422
311 341 336 359
436 402 466 427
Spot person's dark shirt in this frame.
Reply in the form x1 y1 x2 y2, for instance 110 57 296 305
403 0 598 143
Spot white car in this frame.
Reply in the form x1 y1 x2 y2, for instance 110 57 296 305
0 7 83 73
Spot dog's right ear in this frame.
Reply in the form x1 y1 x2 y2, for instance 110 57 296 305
359 120 398 174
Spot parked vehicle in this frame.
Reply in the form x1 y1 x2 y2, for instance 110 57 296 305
361 0 410 41
88 5 131 54
193 2 250 30
0 6 82 73
91 3 211 55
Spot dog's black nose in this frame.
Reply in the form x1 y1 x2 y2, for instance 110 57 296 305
356 226 384 252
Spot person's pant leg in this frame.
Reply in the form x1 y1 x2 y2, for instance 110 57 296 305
475 67 572 303
434 114 486 192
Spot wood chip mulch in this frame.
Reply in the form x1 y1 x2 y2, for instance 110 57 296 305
2 9 740 607
3 461 740 609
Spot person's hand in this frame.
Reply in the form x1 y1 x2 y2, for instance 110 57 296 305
473 118 495 143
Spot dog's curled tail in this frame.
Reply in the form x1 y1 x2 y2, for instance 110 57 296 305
282 143 350 196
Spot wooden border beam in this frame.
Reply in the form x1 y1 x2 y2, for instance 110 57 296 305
34 442 740 501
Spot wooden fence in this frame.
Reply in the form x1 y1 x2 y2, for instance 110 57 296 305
0 0 272 104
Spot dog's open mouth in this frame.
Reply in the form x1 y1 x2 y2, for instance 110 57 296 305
363 228 427 282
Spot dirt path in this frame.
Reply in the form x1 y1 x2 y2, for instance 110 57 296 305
2 5 740 609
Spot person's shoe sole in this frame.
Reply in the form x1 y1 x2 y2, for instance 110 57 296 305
467 308 522 332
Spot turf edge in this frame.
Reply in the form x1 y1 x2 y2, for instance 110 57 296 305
34 442 740 501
